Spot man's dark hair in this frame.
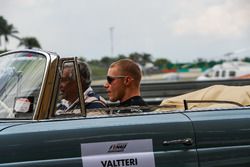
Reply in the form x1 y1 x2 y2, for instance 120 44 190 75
78 61 91 88
63 61 92 88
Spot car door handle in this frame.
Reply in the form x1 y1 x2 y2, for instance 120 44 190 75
163 138 193 146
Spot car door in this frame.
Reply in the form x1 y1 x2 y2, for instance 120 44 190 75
185 108 250 167
0 112 198 167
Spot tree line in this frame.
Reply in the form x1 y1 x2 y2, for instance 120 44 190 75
0 16 41 53
2 15 250 79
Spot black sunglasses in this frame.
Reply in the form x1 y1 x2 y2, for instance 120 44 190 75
107 75 127 84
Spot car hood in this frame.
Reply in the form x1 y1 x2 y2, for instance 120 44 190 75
0 121 30 132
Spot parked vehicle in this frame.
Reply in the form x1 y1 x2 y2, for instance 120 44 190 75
0 49 250 167
197 61 250 80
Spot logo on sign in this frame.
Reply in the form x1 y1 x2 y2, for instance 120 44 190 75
108 143 127 153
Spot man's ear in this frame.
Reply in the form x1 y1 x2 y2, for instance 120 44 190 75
124 76 131 86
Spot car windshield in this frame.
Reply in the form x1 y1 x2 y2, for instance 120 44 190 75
0 52 47 119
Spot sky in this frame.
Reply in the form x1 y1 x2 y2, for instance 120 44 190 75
1 0 250 62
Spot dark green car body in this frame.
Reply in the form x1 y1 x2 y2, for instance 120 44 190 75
0 50 250 167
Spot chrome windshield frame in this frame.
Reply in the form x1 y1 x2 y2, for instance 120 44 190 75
0 49 58 120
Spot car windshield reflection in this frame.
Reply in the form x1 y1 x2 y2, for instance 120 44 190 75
0 52 47 119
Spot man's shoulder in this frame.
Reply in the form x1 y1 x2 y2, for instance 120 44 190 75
122 96 147 106
115 96 148 114
85 91 107 108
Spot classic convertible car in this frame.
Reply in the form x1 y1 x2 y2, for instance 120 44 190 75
0 49 250 167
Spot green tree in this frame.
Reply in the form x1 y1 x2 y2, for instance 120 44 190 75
207 60 217 68
129 52 141 62
100 56 116 67
243 57 250 63
142 53 152 63
117 54 127 60
195 58 208 68
128 52 152 65
0 16 19 50
154 58 172 70
18 37 41 49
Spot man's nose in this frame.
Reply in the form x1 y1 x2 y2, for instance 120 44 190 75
103 82 109 88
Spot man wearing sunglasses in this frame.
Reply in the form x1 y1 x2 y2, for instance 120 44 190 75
104 59 147 113
56 61 107 115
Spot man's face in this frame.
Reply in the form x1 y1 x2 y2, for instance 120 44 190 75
104 66 126 102
59 68 78 103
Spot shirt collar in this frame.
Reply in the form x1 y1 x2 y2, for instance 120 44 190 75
84 87 93 98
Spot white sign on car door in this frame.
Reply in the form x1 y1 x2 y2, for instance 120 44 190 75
81 139 155 167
